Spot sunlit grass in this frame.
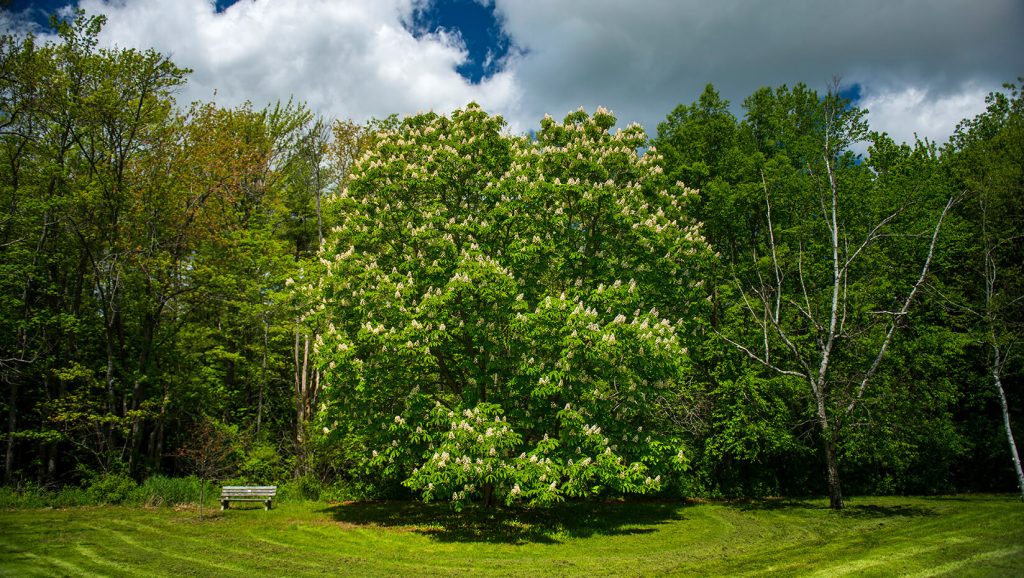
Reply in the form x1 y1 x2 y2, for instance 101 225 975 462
1 495 1021 576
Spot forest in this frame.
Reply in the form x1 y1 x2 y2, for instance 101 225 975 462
1 13 1021 511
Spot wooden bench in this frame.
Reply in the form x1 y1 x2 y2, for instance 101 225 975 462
220 485 277 510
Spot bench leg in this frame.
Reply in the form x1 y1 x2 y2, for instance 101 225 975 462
265 498 272 511
221 499 229 511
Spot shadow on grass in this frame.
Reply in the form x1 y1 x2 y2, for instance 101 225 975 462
839 504 937 519
318 499 686 544
720 497 937 519
723 497 820 512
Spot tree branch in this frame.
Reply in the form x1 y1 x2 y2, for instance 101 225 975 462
713 328 808 379
762 170 783 321
846 195 955 414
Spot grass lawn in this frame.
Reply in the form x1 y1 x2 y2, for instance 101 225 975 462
0 494 1021 576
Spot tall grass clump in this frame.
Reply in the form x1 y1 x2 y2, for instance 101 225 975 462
133 475 205 507
0 483 93 508
0 484 49 509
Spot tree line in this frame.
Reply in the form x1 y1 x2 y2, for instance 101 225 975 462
1 13 1021 509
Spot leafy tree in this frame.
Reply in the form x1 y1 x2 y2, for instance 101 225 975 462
947 81 1024 499
166 99 320 467
739 87 951 509
654 85 807 498
656 84 746 192
176 415 239 519
661 83 956 508
313 104 712 508
0 11 193 480
0 13 314 484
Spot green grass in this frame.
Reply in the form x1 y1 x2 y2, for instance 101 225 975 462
1 495 1021 576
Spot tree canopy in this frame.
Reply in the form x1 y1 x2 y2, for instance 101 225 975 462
1 14 1021 510
312 105 712 508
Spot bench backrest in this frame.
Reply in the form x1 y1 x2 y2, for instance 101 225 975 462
221 485 277 497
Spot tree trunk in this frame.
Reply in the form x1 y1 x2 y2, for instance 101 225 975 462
482 482 495 508
257 320 268 436
104 323 117 456
294 329 308 447
148 387 170 466
824 438 844 509
4 381 15 483
813 379 844 510
992 352 1024 501
128 311 157 474
41 372 60 483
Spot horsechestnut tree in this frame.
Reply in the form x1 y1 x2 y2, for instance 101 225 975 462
312 104 713 508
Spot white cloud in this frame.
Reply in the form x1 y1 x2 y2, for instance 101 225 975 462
8 0 1021 145
74 0 520 123
859 83 992 147
491 0 1022 141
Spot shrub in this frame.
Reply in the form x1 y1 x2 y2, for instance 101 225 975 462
53 486 92 507
0 482 98 508
86 472 138 505
278 474 321 502
0 484 48 509
238 442 286 485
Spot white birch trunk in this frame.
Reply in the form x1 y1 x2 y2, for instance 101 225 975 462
992 346 1024 500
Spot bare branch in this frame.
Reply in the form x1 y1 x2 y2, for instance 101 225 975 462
713 328 808 379
847 196 955 413
762 170 783 321
1005 338 1019 367
767 306 816 378
735 278 772 362
924 283 981 317
815 148 842 399
796 243 822 335
842 208 904 273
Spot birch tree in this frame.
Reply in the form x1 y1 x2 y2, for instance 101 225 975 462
719 84 954 509
949 81 1024 500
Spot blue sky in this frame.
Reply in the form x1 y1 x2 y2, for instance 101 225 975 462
408 0 512 84
6 0 241 24
7 0 68 23
3 0 1022 146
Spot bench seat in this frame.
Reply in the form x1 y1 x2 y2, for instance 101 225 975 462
220 485 277 510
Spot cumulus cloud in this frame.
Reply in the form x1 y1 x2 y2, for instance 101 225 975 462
74 0 519 123
493 0 1023 141
859 83 993 147
6 0 1021 144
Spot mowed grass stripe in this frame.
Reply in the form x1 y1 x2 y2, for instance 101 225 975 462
291 523 443 575
108 517 280 561
715 499 1017 576
0 537 93 577
806 539 973 577
245 520 492 578
73 543 147 577
1 496 1021 576
231 516 422 575
908 546 1024 578
83 522 252 576
609 500 981 576
243 529 378 574
245 522 380 561
689 514 921 574
115 513 368 575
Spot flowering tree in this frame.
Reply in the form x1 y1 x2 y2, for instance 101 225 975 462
312 104 713 508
